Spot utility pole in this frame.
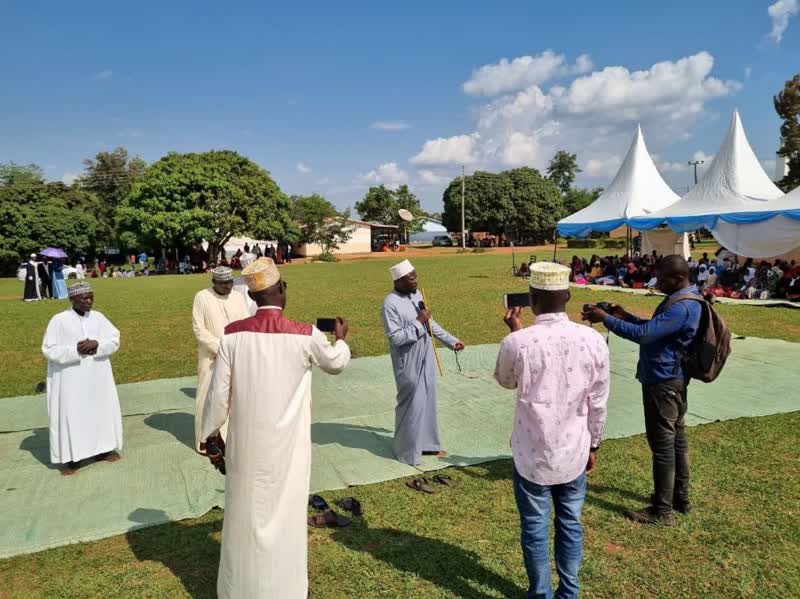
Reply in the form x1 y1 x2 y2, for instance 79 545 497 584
461 165 466 249
688 159 704 185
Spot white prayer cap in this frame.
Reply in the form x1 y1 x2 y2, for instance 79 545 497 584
390 259 415 281
211 266 234 282
30 253 37 259
68 281 92 298
239 252 256 268
529 262 571 291
242 257 281 292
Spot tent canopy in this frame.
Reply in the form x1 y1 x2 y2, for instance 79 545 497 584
557 126 680 238
629 111 783 233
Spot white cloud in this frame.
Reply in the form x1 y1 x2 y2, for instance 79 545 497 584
767 0 799 42
357 162 409 189
316 177 330 185
62 172 79 185
760 158 777 176
463 50 592 96
410 133 479 165
93 69 113 80
418 169 451 186
297 162 312 174
655 159 687 174
410 51 739 184
744 66 752 80
370 121 411 131
692 150 714 164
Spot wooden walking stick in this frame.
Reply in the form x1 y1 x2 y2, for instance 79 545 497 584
420 288 444 377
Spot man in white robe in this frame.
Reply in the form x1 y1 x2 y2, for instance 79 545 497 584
232 252 257 315
202 257 350 599
41 281 123 475
191 266 250 452
382 259 464 465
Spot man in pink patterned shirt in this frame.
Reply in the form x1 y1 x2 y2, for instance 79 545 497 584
495 261 610 599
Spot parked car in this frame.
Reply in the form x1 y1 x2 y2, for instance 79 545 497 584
432 235 453 247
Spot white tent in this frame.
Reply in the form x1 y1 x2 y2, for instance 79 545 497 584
557 125 680 238
629 111 784 241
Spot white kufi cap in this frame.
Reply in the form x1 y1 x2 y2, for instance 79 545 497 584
390 259 415 281
529 262 571 291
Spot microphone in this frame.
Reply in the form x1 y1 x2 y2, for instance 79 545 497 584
418 300 432 335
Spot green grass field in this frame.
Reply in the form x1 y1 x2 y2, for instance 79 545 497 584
1 250 799 598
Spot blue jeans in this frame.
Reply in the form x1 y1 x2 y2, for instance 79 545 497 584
513 466 587 599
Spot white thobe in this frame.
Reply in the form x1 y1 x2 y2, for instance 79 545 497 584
202 307 351 599
41 309 122 464
232 276 257 315
191 288 250 451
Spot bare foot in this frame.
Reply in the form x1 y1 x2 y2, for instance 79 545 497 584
61 462 80 476
97 451 121 463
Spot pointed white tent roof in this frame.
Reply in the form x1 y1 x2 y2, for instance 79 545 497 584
630 111 783 232
557 125 680 237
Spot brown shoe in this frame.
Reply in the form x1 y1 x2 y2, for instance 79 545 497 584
624 506 677 527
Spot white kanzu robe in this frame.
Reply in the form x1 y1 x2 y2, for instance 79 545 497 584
41 309 123 464
191 288 250 451
202 307 351 599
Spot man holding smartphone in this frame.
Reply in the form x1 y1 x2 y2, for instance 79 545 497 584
495 261 610 599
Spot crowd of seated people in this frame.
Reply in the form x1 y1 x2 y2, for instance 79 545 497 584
569 249 800 301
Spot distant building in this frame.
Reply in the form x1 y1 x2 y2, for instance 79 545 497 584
294 219 399 257
409 218 448 244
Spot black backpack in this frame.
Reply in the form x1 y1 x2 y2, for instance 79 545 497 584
660 292 732 383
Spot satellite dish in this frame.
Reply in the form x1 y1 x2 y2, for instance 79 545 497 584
398 209 414 222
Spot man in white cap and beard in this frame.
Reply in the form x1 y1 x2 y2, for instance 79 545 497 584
41 281 123 475
191 265 250 452
202 257 351 599
232 252 257 315
382 259 464 465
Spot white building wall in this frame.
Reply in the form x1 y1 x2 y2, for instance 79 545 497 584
295 223 372 257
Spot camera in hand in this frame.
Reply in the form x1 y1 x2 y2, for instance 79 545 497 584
316 318 337 333
504 292 531 309
206 436 226 475
583 301 614 313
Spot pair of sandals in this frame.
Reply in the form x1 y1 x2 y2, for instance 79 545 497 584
307 494 363 528
405 474 456 494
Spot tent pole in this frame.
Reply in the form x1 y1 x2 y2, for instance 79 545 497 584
552 228 558 262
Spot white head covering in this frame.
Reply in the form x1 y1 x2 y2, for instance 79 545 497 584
698 264 709 282
239 252 257 269
242 257 281 291
211 266 234 282
68 281 92 298
390 259 415 281
529 262 571 291
30 253 37 259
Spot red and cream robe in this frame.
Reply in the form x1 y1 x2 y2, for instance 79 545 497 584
201 306 350 599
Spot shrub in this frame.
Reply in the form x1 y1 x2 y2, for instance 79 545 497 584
315 252 338 263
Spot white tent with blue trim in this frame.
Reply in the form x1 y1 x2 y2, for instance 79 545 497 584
557 125 680 238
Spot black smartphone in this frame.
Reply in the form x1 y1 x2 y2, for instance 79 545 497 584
503 292 531 309
316 318 337 333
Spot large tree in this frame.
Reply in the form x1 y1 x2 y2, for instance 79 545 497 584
441 167 562 243
774 73 800 191
547 150 581 195
562 187 603 218
79 147 146 245
355 184 426 240
0 164 99 274
116 150 297 259
292 194 353 258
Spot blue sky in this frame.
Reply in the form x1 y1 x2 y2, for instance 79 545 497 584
1 1 798 211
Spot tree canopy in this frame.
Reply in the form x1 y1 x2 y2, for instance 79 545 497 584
547 150 581 195
562 187 603 218
355 184 426 237
292 194 353 258
441 167 561 243
774 73 800 191
116 150 297 259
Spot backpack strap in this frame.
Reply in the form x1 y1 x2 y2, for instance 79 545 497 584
658 292 707 376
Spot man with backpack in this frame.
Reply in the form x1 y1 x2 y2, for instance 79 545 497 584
583 255 730 526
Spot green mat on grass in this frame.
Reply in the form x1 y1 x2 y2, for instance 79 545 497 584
0 336 798 558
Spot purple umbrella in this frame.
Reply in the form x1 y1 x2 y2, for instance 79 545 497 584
40 247 68 259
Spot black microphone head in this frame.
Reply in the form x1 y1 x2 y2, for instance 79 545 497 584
418 300 426 310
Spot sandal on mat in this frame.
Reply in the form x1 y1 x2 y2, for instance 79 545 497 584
308 495 329 511
406 478 437 494
308 510 351 528
335 498 364 517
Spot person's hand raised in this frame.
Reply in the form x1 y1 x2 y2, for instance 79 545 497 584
334 317 349 341
416 309 431 325
503 307 523 332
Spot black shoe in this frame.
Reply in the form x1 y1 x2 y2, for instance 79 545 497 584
624 506 677 527
673 499 692 515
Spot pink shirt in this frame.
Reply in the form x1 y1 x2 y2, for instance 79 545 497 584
494 312 610 486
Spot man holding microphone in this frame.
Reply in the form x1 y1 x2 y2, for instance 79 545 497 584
495 262 610 599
